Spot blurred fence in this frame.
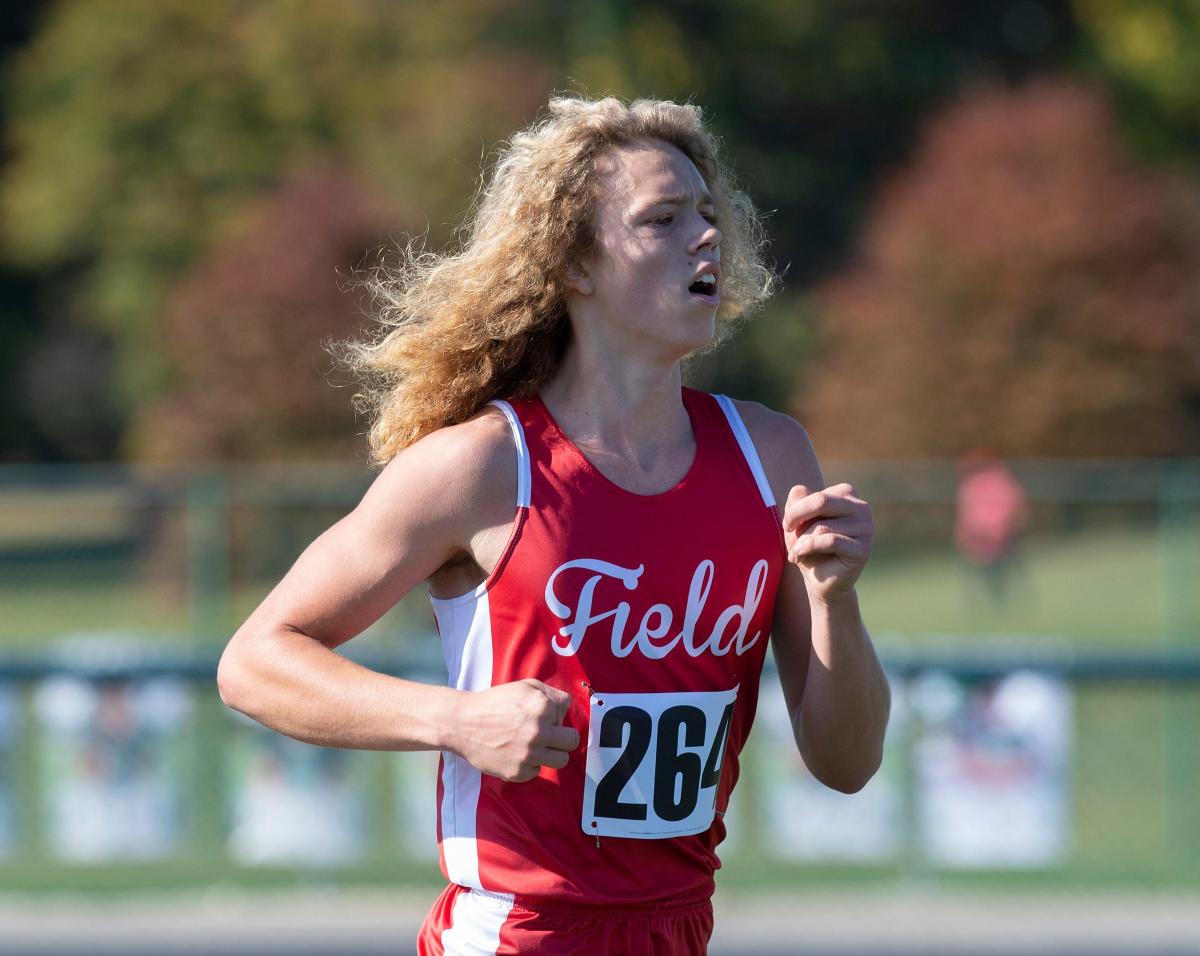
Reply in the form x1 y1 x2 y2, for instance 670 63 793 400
1 457 1196 651
0 458 1198 890
0 652 1197 890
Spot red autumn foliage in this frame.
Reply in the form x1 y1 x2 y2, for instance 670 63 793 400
130 163 408 463
800 78 1200 459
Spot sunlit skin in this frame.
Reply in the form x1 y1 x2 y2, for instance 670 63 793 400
566 139 722 359
543 139 723 489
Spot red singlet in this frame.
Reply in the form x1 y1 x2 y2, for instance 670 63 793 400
423 388 785 951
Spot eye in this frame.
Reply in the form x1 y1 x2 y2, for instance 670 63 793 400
701 211 718 225
649 214 674 226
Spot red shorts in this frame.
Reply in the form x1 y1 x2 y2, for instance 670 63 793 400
417 883 714 956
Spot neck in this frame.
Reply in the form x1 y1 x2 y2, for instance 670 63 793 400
539 342 690 470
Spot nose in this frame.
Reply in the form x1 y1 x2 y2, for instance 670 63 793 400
690 215 721 254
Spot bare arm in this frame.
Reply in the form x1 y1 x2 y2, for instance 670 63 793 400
216 409 579 781
739 401 891 794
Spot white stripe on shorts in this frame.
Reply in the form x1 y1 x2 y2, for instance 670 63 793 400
441 888 515 956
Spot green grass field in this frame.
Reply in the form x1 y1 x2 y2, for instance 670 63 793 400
1 519 1196 893
0 523 1190 650
860 524 1179 648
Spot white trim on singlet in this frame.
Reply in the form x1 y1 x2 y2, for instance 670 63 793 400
714 394 776 508
441 887 515 955
433 591 495 890
486 399 530 509
426 401 529 901
426 399 529 608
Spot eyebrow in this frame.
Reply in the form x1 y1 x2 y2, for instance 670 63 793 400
639 191 714 211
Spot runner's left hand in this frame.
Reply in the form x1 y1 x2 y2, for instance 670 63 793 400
782 483 873 604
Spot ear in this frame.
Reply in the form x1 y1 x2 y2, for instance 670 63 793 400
564 259 594 296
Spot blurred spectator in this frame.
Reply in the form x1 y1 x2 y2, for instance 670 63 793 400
912 670 1072 868
35 675 190 861
955 448 1029 606
228 721 367 867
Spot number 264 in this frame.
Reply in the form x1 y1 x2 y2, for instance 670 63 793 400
594 702 735 823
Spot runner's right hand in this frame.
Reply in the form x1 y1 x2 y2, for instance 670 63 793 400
450 679 580 782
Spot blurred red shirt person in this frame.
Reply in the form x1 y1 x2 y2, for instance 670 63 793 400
955 449 1029 601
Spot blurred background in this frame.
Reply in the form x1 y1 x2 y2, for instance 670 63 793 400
1 0 1198 953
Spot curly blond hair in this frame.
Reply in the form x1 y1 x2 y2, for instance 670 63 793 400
334 93 778 465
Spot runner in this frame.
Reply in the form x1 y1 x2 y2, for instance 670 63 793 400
217 94 891 955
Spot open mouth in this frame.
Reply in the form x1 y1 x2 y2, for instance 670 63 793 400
688 274 719 298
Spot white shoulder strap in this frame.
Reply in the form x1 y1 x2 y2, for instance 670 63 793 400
487 399 531 508
713 394 776 508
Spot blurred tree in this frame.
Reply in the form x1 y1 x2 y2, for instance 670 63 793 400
0 264 48 462
21 315 123 461
0 0 54 461
1072 0 1200 163
800 78 1200 459
0 0 552 457
13 0 1197 460
128 163 405 464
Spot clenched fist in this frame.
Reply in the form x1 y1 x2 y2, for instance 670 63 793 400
449 679 580 782
782 482 874 604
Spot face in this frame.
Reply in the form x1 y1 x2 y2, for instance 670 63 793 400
567 138 722 358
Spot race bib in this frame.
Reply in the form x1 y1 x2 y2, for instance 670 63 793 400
581 686 738 839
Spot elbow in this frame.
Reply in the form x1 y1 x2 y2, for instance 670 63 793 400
805 737 886 795
216 638 257 712
216 647 242 709
829 685 892 794
834 709 891 794
800 753 883 796
826 754 882 795
217 625 296 715
797 712 889 795
829 778 867 796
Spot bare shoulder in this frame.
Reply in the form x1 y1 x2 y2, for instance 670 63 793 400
354 402 520 597
728 398 825 504
226 405 518 652
360 403 517 536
